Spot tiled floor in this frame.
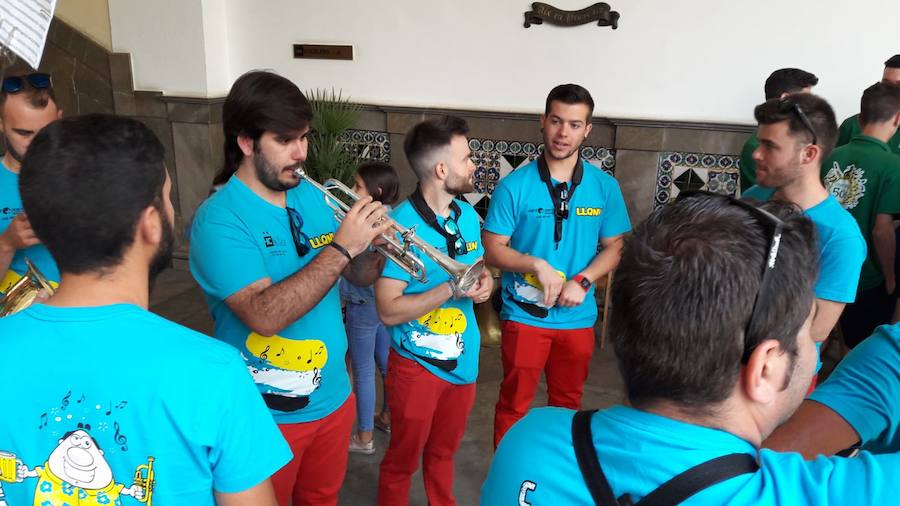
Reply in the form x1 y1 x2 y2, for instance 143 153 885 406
149 267 626 506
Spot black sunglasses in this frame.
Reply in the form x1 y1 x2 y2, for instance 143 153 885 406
286 207 311 257
442 216 468 257
553 182 570 219
676 191 785 363
2 73 52 94
779 98 818 146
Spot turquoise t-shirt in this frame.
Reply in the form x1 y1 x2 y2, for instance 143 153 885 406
809 323 900 454
483 160 632 329
741 187 866 303
380 198 483 385
0 303 291 505
190 175 351 424
481 406 900 505
0 160 59 294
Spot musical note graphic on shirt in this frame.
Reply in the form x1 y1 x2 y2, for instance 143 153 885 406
115 401 127 410
260 345 270 361
76 394 85 404
315 345 324 356
276 347 284 357
113 422 128 451
59 390 71 411
37 413 48 429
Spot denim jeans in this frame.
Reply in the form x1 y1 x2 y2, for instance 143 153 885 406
346 301 390 432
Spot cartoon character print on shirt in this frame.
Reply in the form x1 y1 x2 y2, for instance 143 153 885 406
401 307 468 372
824 161 867 210
244 332 328 412
2 424 151 506
505 270 566 318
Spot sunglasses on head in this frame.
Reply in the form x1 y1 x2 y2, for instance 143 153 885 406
778 98 818 146
2 73 52 94
675 190 785 364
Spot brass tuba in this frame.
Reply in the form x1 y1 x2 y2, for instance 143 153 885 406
0 259 56 317
294 168 484 296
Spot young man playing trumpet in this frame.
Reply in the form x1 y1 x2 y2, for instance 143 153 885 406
190 70 390 506
375 116 492 506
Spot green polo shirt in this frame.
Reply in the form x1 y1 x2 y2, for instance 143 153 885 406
739 132 759 193
822 135 900 291
837 115 900 154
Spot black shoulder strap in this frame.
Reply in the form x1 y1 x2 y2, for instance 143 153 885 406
537 155 584 248
408 185 462 257
572 409 619 506
572 409 760 506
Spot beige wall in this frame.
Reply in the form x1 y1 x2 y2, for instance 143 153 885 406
55 0 112 50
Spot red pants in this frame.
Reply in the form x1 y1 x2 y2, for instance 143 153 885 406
271 394 355 506
378 351 476 506
494 320 594 447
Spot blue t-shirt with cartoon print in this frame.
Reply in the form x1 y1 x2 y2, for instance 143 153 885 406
741 186 866 303
809 323 900 454
380 198 483 385
0 303 291 506
483 159 631 329
0 160 59 294
190 175 351 424
481 406 900 505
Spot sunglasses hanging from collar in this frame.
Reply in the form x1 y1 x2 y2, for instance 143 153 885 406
408 186 466 259
537 155 584 248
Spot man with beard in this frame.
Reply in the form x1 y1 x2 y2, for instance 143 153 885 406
0 114 289 505
374 116 492 506
189 70 390 506
483 84 631 447
482 194 900 505
0 69 62 295
743 93 866 370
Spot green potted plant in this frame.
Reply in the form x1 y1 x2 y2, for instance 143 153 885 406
305 88 362 184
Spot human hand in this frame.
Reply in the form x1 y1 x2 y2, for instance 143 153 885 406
557 279 588 307
333 197 392 257
465 267 494 304
0 214 40 252
533 260 563 307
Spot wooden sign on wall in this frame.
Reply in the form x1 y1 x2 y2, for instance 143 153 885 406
293 44 353 60
524 2 620 29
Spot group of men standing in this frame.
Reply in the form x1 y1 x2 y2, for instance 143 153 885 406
0 54 899 506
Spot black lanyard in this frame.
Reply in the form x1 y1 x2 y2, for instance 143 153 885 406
408 186 463 259
538 155 583 248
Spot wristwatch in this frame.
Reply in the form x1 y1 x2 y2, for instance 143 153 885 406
572 274 591 291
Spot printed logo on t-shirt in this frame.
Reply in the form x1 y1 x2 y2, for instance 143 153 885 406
526 208 555 219
519 480 537 505
466 241 478 253
400 307 467 371
505 270 567 318
262 232 275 248
575 207 602 217
1 392 154 504
1 206 22 221
824 161 867 210
309 232 334 249
244 332 327 412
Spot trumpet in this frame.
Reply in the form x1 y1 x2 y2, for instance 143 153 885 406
132 456 155 505
293 168 484 296
0 259 56 317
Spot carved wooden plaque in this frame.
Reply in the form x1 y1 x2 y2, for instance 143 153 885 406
524 2 620 29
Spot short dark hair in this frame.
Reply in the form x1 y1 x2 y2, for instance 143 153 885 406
754 92 838 159
356 161 399 205
859 81 900 126
763 68 818 100
610 195 818 412
884 55 900 69
544 83 594 119
214 70 312 185
19 114 167 274
403 115 469 180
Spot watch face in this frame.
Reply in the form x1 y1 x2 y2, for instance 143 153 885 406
579 277 591 289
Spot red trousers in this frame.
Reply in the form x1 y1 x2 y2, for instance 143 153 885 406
494 320 594 447
271 394 355 506
378 351 476 506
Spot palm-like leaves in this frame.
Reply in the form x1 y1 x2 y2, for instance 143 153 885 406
305 88 361 184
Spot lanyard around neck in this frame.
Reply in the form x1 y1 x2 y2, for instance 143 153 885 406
408 186 463 258
538 155 584 248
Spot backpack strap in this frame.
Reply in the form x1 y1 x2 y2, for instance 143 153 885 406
572 409 618 506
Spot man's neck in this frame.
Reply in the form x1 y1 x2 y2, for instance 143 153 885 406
2 154 20 174
643 397 765 448
235 164 286 207
419 181 454 218
543 152 579 182
861 122 897 144
45 265 150 310
774 165 829 210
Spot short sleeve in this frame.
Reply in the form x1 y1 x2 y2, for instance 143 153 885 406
599 180 632 239
190 206 270 301
814 230 865 303
483 180 518 237
810 326 900 451
210 353 291 493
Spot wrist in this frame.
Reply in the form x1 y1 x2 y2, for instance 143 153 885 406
530 256 548 273
329 241 353 262
572 274 591 292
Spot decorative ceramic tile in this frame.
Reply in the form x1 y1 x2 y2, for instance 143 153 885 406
340 129 391 162
655 151 741 209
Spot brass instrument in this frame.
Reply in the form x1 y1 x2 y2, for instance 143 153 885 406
294 168 484 296
133 456 155 505
0 259 56 317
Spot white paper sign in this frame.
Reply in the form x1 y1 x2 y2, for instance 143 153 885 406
0 0 57 69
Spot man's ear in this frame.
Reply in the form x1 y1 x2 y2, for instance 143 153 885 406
741 338 788 405
433 160 447 181
583 122 593 140
800 143 820 165
56 109 63 119
136 205 163 247
237 135 255 158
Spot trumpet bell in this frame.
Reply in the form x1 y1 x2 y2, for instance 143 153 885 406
0 259 56 317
